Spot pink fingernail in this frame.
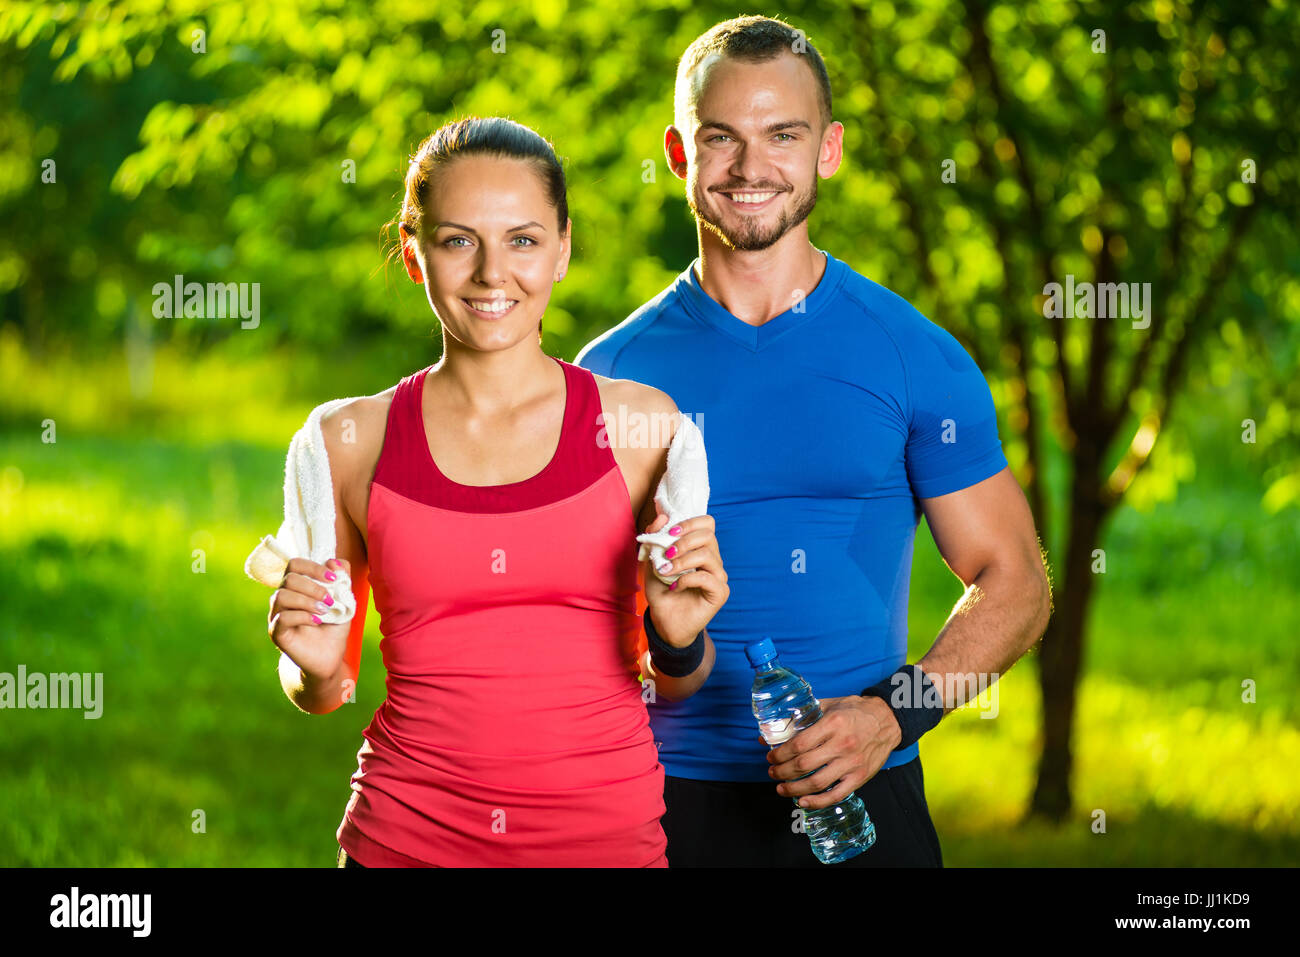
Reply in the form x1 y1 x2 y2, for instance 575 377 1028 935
324 593 334 606
311 614 322 625
669 580 678 591
669 525 681 535
324 571 337 582
664 546 677 558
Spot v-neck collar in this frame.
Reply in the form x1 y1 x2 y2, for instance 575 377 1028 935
676 249 846 351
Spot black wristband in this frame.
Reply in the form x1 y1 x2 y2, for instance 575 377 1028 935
643 609 705 678
859 664 944 750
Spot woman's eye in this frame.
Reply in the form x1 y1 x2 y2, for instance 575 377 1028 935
443 236 471 248
511 236 537 247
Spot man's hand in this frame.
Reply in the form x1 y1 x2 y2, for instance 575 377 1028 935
765 695 903 810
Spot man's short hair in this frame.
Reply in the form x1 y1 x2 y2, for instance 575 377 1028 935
674 16 833 134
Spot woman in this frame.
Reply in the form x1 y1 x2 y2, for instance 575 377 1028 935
266 116 727 867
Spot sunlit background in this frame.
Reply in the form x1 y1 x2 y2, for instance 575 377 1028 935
1 0 1297 866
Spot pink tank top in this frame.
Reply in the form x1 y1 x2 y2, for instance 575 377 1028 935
336 355 666 867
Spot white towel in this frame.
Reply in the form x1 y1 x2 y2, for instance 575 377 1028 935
243 397 362 624
635 412 710 585
245 400 709 610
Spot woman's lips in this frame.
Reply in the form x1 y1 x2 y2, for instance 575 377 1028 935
462 297 520 319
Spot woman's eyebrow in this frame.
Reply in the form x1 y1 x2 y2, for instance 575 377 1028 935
433 221 545 232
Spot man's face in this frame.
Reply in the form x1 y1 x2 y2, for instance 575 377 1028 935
683 54 827 251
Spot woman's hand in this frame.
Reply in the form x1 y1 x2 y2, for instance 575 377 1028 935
642 510 729 646
268 557 352 681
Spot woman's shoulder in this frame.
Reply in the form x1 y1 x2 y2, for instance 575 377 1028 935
318 387 398 489
588 371 680 450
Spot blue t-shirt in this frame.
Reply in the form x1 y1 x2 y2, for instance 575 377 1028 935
575 251 1007 781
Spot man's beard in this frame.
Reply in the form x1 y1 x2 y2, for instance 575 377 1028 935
688 176 818 251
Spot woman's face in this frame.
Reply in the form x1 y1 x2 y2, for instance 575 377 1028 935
401 154 571 352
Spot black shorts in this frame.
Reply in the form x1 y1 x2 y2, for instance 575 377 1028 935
661 757 943 867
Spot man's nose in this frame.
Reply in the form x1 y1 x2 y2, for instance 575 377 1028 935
729 140 769 185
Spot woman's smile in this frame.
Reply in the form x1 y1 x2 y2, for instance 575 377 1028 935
461 296 520 319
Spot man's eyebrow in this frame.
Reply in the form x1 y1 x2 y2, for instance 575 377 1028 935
434 221 546 232
697 119 812 135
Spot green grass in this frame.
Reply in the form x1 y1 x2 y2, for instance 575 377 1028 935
1 330 1296 866
905 426 1300 866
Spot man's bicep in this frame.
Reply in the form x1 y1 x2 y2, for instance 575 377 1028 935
919 467 1038 586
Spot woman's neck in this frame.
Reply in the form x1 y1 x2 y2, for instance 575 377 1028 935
428 343 559 417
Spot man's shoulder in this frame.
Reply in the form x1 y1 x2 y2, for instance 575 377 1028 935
834 259 932 337
574 273 688 375
832 256 978 370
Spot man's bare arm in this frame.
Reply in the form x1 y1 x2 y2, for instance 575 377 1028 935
915 467 1052 713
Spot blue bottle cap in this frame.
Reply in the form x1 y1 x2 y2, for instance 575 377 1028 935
744 638 777 667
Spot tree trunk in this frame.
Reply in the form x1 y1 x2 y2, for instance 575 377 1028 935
1026 454 1107 822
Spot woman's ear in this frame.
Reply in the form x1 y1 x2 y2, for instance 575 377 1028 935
555 217 573 282
398 224 425 284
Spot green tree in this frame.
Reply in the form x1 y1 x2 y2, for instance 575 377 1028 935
3 0 1296 824
825 0 1299 819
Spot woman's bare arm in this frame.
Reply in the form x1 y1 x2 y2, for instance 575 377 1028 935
628 386 718 701
278 399 380 714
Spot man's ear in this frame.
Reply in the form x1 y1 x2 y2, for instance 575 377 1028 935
817 121 845 179
664 126 689 180
398 225 425 284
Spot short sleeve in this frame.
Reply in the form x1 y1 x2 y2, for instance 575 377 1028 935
904 322 1007 499
573 336 617 377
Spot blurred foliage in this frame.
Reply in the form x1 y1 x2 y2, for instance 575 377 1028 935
1 0 1297 846
1 0 1295 533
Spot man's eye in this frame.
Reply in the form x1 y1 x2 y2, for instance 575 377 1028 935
775 133 794 142
708 135 731 143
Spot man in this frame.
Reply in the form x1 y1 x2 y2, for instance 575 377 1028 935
576 15 1051 867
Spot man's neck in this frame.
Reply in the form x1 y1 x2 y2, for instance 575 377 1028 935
694 226 828 327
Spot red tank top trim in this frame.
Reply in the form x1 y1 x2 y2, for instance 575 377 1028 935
372 355 618 513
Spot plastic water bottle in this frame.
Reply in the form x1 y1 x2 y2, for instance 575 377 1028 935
746 637 876 864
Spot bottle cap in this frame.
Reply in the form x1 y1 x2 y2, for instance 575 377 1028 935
744 638 777 667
